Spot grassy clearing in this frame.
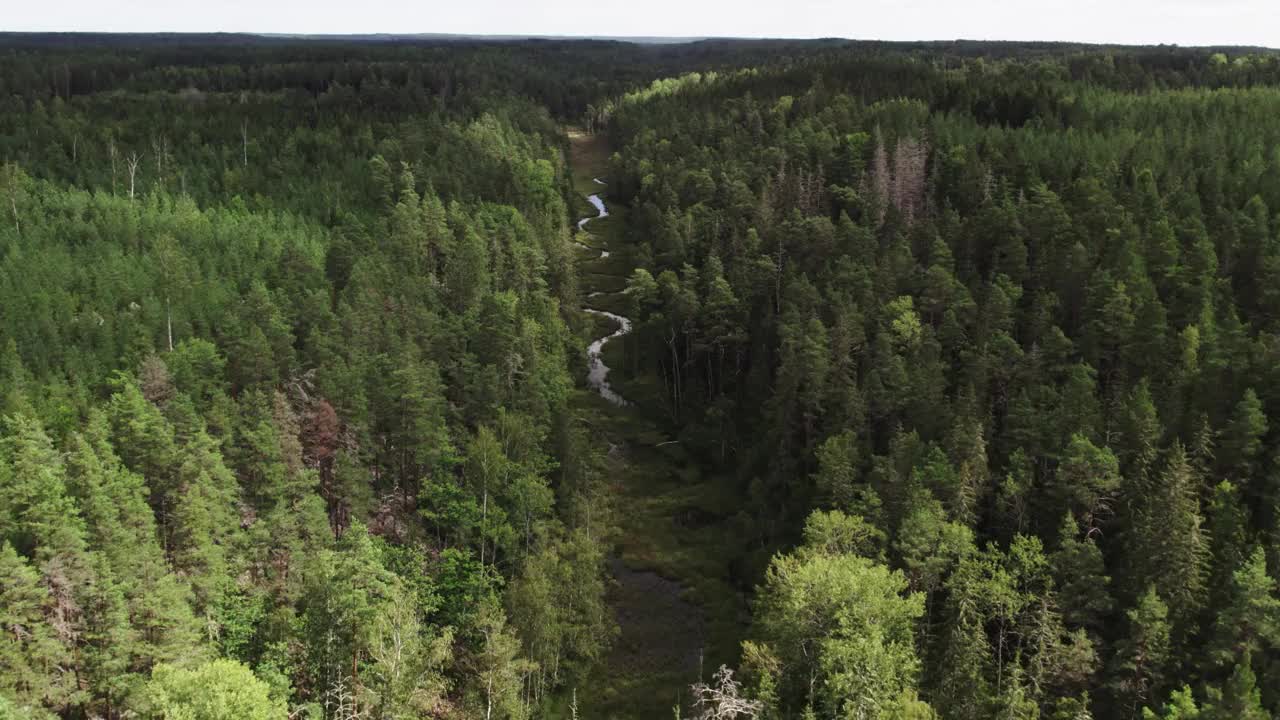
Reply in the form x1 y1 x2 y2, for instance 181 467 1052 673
567 128 612 188
569 389 747 720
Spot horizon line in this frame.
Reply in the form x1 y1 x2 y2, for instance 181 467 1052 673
0 31 1276 50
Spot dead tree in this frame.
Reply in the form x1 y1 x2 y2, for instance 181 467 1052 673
126 152 142 200
891 135 929 226
152 135 169 187
870 128 891 224
4 164 20 237
689 666 762 720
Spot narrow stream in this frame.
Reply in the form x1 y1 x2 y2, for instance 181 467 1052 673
578 178 630 405
572 161 709 714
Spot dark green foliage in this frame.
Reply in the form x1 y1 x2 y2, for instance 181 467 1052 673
601 40 1280 720
0 36 623 719
5 33 1280 720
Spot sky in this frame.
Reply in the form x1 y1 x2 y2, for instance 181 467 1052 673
5 0 1279 48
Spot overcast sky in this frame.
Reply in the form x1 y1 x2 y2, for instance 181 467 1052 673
6 0 1278 48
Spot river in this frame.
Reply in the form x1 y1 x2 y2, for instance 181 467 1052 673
578 178 630 405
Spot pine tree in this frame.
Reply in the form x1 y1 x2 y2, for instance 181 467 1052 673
1051 513 1113 636
0 414 89 562
931 553 996 720
170 429 241 624
812 430 861 512
1129 444 1208 635
1220 388 1267 490
946 417 990 528
0 414 97 716
992 660 1039 720
0 542 73 716
1205 547 1280 671
66 414 202 671
1110 587 1172 717
106 380 179 523
1205 481 1249 611
1049 434 1121 533
387 348 454 485
894 490 974 602
1203 651 1270 720
76 552 136 717
1116 381 1161 492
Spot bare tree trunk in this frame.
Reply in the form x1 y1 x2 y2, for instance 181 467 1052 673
166 296 174 352
126 152 142 200
483 627 495 720
152 135 168 188
8 181 19 238
242 119 249 169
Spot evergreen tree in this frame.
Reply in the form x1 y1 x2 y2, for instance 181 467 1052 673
1051 513 1113 636
0 543 73 717
1205 547 1279 671
1129 444 1208 635
1203 652 1270 720
1110 587 1172 717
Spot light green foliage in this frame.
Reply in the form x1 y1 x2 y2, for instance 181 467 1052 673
752 512 930 719
365 587 453 719
893 490 974 597
144 659 286 720
300 523 399 683
886 296 923 349
469 598 537 720
1144 686 1201 720
802 509 884 559
506 527 614 694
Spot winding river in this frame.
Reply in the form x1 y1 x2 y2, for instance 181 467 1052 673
578 178 631 406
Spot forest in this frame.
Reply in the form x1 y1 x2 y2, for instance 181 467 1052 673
1 32 1280 720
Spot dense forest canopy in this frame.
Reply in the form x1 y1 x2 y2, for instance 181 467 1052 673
1 32 1280 720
